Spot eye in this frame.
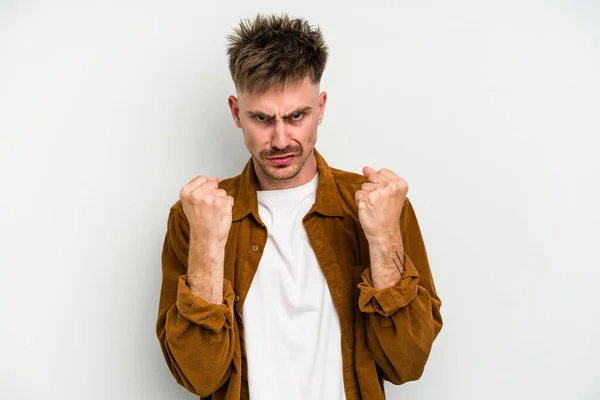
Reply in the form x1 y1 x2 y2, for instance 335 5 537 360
255 115 267 122
291 113 304 121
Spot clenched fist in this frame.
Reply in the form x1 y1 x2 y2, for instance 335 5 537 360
355 166 408 242
179 175 234 247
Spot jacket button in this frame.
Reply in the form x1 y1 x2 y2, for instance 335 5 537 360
234 294 240 302
251 244 259 252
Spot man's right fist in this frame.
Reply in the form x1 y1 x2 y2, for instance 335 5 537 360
179 175 234 246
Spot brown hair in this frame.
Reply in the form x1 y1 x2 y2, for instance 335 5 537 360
226 14 328 93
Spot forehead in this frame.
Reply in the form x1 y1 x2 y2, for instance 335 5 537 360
238 78 319 112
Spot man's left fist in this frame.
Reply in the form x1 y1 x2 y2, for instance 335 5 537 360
355 166 408 241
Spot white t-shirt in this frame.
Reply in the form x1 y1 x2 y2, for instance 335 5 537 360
242 172 346 400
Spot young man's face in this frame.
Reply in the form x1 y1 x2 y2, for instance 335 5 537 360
228 77 327 190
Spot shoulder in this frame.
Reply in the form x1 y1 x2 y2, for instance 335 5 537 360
328 167 368 213
330 166 368 190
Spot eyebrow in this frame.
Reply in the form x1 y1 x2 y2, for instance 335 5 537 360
246 106 313 120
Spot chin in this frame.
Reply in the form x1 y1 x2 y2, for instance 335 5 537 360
267 164 302 181
261 158 303 181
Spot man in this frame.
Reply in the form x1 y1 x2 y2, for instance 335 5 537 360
156 14 442 400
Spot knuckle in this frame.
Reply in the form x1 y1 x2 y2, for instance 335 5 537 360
204 181 217 190
191 175 207 184
190 189 202 200
202 194 214 204
397 179 408 192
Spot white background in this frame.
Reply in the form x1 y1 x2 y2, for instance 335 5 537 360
1 0 599 399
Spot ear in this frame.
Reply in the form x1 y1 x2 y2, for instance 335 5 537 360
228 95 242 128
317 91 327 125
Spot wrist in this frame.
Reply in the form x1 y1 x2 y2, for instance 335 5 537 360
190 233 226 255
366 230 402 248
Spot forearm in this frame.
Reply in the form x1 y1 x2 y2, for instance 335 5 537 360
368 230 405 290
187 233 225 304
157 208 237 396
358 199 443 384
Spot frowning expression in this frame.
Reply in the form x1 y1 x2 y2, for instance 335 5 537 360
228 77 327 190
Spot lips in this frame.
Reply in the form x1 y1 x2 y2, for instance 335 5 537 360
268 155 295 165
269 155 294 159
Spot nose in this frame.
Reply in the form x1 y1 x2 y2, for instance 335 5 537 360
271 119 291 149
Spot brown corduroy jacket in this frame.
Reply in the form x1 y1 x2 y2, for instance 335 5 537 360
156 149 443 399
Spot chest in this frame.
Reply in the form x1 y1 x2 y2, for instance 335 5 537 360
224 215 361 322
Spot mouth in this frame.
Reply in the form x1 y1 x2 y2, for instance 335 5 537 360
267 154 296 165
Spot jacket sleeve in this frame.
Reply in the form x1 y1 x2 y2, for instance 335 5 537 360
357 198 443 385
156 207 236 397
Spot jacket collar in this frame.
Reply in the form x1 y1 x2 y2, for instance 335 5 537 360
232 148 344 223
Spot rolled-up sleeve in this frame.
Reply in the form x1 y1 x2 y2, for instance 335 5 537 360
357 254 420 317
357 198 443 385
176 275 234 332
156 207 236 397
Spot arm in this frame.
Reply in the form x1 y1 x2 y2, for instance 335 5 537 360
188 231 225 304
156 208 236 397
358 198 443 384
367 230 404 290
